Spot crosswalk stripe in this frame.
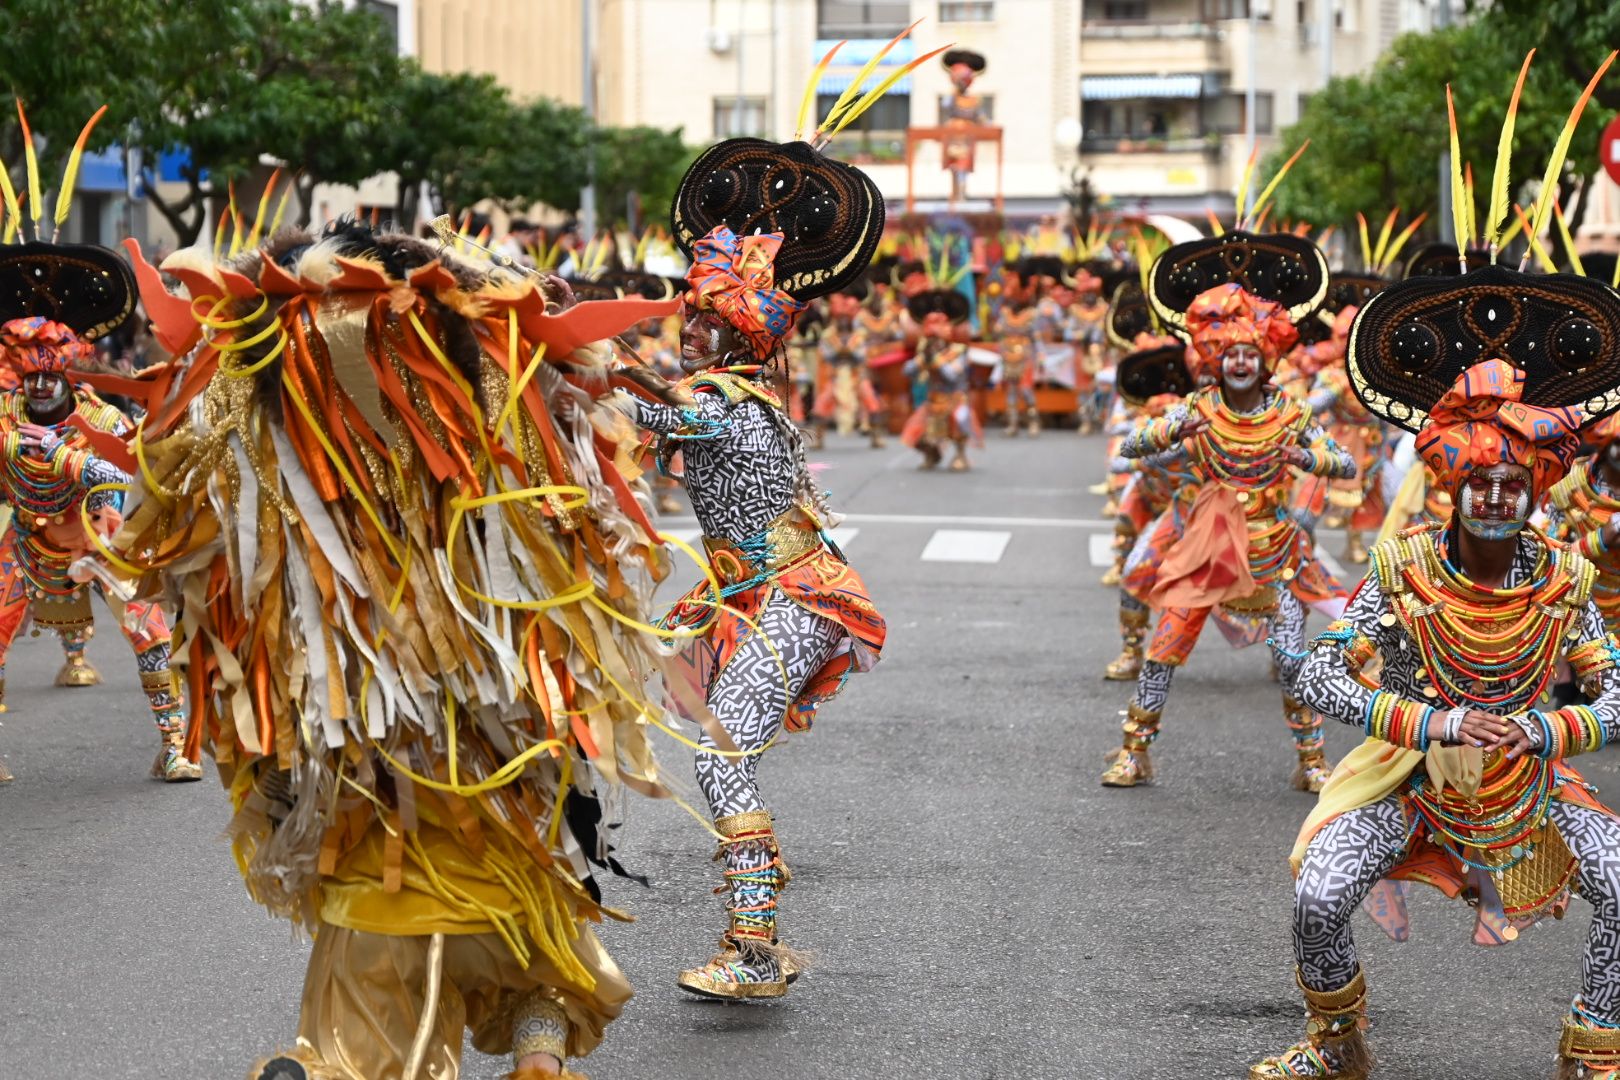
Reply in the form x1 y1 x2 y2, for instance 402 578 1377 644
920 529 1012 563
1088 533 1115 568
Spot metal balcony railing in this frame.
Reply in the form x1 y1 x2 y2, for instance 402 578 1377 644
1080 20 1220 38
1080 134 1222 154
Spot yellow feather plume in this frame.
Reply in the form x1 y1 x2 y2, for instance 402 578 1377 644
1511 202 1558 271
797 39 846 140
267 177 294 239
1247 140 1310 228
53 104 109 239
1379 212 1428 273
1356 212 1372 269
0 153 20 241
1233 143 1260 227
1370 207 1399 269
16 101 42 237
247 168 282 249
825 43 953 140
1524 51 1618 270
1552 200 1583 275
1446 86 1469 263
819 19 922 135
1485 51 1535 252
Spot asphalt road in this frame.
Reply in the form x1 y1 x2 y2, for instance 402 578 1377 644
1 428 1613 1080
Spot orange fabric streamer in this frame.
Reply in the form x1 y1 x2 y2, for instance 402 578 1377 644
1146 483 1258 609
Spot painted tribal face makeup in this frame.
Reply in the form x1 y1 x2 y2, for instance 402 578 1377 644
1458 462 1533 540
1221 343 1263 394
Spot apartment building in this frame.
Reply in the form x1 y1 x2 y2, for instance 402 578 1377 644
597 0 1448 220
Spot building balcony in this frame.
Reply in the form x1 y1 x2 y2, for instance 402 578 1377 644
1079 29 1226 75
1079 147 1224 198
1080 134 1221 155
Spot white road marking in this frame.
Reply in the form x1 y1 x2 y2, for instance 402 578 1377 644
1088 533 1115 567
661 513 1113 530
921 529 1012 563
1316 549 1348 582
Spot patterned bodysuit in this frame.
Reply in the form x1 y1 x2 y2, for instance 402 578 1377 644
631 374 880 818
1292 527 1620 1021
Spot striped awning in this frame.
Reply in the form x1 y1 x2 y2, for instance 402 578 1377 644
1081 74 1205 100
817 71 913 95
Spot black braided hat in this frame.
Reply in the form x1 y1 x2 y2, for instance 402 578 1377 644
671 138 885 302
0 241 136 340
906 288 970 324
1346 263 1620 432
1147 230 1329 336
1105 280 1154 350
1117 343 1194 407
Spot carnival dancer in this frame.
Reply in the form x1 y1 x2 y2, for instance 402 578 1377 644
994 279 1040 437
813 284 885 446
0 268 200 784
901 286 979 471
1102 336 1197 681
1549 413 1620 638
939 48 989 208
104 189 697 1076
1102 226 1354 791
1303 306 1387 564
646 66 914 997
1064 270 1109 434
1253 280 1620 1080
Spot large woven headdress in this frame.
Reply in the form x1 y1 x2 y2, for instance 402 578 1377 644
672 23 946 302
0 104 134 342
1348 51 1620 432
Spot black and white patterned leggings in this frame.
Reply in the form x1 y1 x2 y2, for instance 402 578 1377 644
694 591 842 819
1294 793 1620 1020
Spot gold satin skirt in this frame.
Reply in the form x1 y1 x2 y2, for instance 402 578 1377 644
293 924 631 1080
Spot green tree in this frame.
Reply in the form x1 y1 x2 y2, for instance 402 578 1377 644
1263 21 1605 251
592 125 694 229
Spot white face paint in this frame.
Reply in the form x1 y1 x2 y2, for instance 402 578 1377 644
1605 440 1620 470
1221 343 1263 393
1457 463 1533 540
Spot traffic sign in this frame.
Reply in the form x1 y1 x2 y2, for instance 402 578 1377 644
1601 115 1620 186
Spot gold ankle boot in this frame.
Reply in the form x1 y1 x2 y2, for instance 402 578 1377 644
1104 608 1149 681
56 653 101 687
1101 703 1159 787
1285 695 1333 793
1344 530 1368 565
678 810 794 1000
1251 970 1372 1079
1558 1012 1620 1080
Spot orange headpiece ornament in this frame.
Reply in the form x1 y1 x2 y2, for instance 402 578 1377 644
1413 360 1582 497
0 317 91 376
683 227 809 360
1182 283 1299 380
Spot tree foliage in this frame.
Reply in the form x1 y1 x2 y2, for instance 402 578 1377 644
1263 20 1610 249
0 0 690 245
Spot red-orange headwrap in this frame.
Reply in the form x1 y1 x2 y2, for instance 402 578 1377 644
684 227 809 360
1589 412 1620 449
1183 283 1299 380
0 317 92 376
1413 359 1582 497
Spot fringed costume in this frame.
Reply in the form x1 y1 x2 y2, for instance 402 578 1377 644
108 216 694 1079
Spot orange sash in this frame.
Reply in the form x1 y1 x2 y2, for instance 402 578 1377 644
1146 483 1257 609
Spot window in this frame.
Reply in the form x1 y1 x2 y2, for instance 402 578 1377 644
815 91 911 159
1198 91 1274 134
939 0 995 20
1087 0 1149 19
713 97 767 139
1254 91 1274 133
816 0 910 37
359 0 400 52
1207 0 1257 17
